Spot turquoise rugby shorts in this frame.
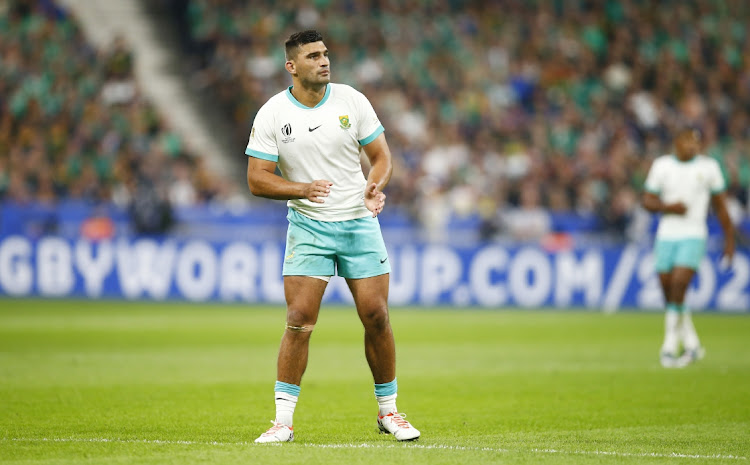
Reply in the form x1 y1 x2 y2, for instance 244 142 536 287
282 208 391 279
653 238 706 273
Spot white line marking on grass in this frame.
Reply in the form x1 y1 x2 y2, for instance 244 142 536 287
531 448 748 460
3 437 747 461
5 437 246 447
302 443 509 452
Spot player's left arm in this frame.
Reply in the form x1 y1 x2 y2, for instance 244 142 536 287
711 191 736 262
361 133 393 217
708 159 735 263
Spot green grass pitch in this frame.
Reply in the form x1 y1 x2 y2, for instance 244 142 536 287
1 300 748 464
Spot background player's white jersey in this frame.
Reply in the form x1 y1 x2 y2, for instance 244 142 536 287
644 154 725 240
246 83 384 222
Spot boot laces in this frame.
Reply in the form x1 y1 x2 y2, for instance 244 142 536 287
262 421 288 436
389 413 410 428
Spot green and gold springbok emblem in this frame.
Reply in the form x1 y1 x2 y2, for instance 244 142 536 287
339 115 351 129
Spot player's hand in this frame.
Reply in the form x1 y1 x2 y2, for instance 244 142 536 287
305 180 333 203
721 240 736 270
663 202 687 215
364 182 386 217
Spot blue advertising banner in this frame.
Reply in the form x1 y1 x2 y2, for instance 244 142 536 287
0 235 747 311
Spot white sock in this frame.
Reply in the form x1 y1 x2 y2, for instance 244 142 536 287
662 308 680 354
376 393 397 416
681 310 701 351
275 392 297 426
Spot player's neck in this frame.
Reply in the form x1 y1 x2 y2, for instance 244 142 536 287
675 153 697 162
290 82 327 108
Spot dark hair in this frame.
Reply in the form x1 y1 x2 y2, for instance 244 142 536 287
285 30 323 59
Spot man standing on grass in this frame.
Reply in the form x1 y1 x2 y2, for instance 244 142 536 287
245 30 420 443
642 128 735 368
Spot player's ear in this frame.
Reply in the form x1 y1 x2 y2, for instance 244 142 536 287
285 60 296 75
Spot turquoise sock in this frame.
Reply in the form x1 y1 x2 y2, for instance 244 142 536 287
374 378 398 415
274 381 300 397
666 303 683 313
374 378 397 397
274 381 299 426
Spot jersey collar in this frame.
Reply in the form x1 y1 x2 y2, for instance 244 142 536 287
286 84 331 109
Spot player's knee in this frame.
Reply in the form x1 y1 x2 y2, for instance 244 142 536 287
285 309 315 333
670 279 690 294
361 305 390 332
286 323 314 333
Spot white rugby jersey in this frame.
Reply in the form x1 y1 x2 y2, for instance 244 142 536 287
644 154 726 239
246 83 384 221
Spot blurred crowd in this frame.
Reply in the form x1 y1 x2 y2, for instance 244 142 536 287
3 0 749 239
0 0 235 233
180 0 750 239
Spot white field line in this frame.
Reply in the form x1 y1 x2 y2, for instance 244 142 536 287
2 437 747 461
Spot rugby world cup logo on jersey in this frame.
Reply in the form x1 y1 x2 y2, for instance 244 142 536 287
280 123 295 143
339 115 351 129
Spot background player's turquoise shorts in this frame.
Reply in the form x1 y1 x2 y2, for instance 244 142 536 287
654 238 706 273
283 208 391 279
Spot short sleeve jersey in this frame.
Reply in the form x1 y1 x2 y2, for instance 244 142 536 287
644 154 726 239
246 83 384 222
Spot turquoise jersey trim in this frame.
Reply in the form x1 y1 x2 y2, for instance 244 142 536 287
285 84 331 109
246 148 279 162
644 187 660 194
359 125 385 146
711 187 726 194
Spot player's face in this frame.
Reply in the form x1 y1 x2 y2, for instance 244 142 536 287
676 131 700 158
289 42 330 86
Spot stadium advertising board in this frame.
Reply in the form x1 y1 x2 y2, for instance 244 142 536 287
0 235 747 311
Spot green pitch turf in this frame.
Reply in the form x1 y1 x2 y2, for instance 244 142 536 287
0 300 748 464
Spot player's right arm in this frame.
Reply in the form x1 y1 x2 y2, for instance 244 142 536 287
247 157 332 203
642 193 687 215
642 158 687 214
245 104 331 203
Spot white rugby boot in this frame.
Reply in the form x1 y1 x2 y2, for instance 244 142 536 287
660 322 684 368
679 313 705 366
660 351 689 368
255 421 294 443
377 412 420 441
679 346 706 366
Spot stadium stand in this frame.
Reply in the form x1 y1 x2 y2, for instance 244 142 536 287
0 0 238 233
175 0 750 239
